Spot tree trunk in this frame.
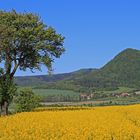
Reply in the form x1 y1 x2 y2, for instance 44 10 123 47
1 101 8 116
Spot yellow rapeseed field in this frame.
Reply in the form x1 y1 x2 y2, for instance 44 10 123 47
1 105 140 140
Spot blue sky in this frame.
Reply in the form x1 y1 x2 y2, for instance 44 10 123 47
0 0 140 76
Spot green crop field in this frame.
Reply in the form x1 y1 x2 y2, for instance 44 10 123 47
32 89 80 102
96 87 136 95
33 89 79 97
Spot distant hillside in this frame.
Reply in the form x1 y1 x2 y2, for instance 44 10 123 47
16 48 140 90
64 48 140 89
15 68 96 86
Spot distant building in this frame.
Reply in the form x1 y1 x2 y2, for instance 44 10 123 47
120 93 130 97
115 92 130 98
80 93 94 101
135 91 140 95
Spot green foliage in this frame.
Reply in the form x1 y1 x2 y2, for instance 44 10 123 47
0 75 17 104
0 10 65 75
15 89 41 112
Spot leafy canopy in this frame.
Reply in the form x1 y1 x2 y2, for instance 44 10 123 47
0 10 65 77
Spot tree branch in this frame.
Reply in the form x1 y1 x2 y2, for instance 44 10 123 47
10 52 23 78
10 63 19 78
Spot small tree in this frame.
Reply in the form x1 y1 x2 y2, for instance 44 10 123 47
0 10 65 115
15 89 40 112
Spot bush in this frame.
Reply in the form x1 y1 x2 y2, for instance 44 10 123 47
15 89 41 112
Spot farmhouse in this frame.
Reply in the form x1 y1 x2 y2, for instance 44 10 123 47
135 91 140 95
80 93 94 101
115 92 130 98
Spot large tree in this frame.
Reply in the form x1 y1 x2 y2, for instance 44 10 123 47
0 10 65 115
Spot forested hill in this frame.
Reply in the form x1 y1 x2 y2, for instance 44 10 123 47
15 68 96 86
15 48 140 90
65 48 140 89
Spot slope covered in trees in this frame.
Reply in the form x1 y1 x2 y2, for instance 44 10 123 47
16 48 140 90
66 48 140 89
15 69 96 86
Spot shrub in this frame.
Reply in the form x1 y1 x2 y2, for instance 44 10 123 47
15 89 41 112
